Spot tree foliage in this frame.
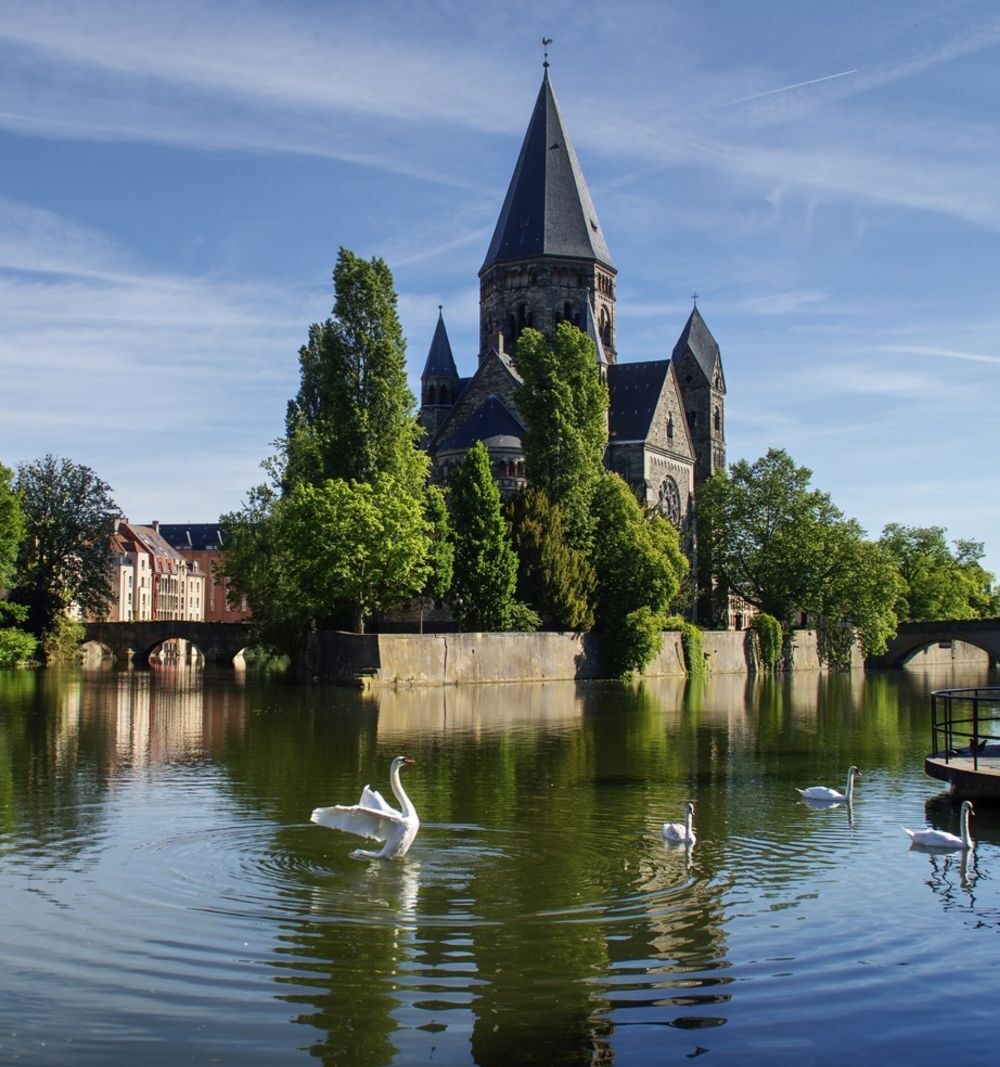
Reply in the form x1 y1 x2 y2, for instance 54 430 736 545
515 322 609 548
508 486 595 631
282 248 423 490
280 475 432 635
0 462 24 594
220 249 435 645
589 473 689 676
0 626 37 668
447 442 519 632
420 485 454 605
879 524 999 621
749 612 783 671
697 449 902 661
12 455 120 648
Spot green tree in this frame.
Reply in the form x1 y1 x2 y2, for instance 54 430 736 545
283 247 424 490
448 442 519 632
220 249 434 644
12 456 120 650
879 524 998 620
0 462 23 593
279 475 432 634
590 472 689 675
220 485 308 654
698 449 902 660
0 626 36 668
0 461 35 665
515 322 609 547
418 485 454 620
508 486 595 630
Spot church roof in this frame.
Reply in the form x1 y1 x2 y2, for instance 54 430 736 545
421 308 459 380
481 71 614 273
437 395 525 451
672 306 723 385
607 360 671 441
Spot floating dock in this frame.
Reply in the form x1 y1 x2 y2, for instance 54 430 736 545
926 687 1000 798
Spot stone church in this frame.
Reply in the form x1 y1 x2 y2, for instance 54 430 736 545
418 66 727 533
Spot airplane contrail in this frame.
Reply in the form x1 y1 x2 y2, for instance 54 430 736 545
725 68 859 106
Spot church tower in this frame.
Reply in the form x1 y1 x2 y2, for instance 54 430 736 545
419 307 460 440
478 67 617 362
671 305 727 487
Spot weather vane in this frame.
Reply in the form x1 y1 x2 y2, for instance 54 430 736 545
542 37 553 69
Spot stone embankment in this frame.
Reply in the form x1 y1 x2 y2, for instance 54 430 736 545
304 628 868 687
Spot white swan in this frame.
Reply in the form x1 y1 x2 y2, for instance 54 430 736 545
662 802 696 845
311 755 420 860
904 800 975 851
796 765 861 803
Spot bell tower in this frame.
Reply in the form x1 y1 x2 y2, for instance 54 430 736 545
478 66 617 362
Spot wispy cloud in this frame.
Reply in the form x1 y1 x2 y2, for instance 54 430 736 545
875 344 1000 366
723 69 859 107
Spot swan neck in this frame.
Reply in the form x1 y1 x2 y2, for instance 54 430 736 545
845 770 855 801
962 807 972 846
391 763 416 818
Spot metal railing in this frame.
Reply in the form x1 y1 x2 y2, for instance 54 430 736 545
930 687 1000 770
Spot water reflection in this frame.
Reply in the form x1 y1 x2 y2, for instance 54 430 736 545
2 663 1000 1066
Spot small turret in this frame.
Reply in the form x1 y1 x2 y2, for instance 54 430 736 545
420 307 460 439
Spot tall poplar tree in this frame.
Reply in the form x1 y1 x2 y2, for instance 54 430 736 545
282 248 424 490
221 249 434 645
447 442 518 632
515 322 609 548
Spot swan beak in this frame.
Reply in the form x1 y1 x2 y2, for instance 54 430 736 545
402 757 416 765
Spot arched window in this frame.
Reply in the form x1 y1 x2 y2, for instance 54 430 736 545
714 407 721 432
667 414 674 441
657 476 682 527
599 307 612 348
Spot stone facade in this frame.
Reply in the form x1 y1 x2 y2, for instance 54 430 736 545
418 68 727 540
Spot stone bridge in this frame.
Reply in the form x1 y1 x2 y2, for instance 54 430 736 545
867 618 1000 669
83 620 252 666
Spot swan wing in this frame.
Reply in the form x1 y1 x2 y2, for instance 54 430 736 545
903 826 965 849
311 802 405 842
359 785 400 817
797 786 843 801
662 822 694 843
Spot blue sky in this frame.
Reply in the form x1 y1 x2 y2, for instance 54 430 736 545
2 0 998 571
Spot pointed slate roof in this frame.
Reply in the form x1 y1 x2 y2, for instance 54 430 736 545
481 71 614 272
607 361 672 442
421 308 459 379
672 306 724 387
437 395 525 451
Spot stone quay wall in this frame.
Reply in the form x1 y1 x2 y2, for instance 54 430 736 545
304 628 864 687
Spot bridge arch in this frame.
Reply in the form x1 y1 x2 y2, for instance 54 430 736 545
83 621 251 668
868 619 1000 670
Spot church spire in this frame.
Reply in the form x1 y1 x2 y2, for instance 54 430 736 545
421 306 458 380
480 72 614 272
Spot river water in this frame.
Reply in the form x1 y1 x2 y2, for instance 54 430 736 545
1 662 998 1066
